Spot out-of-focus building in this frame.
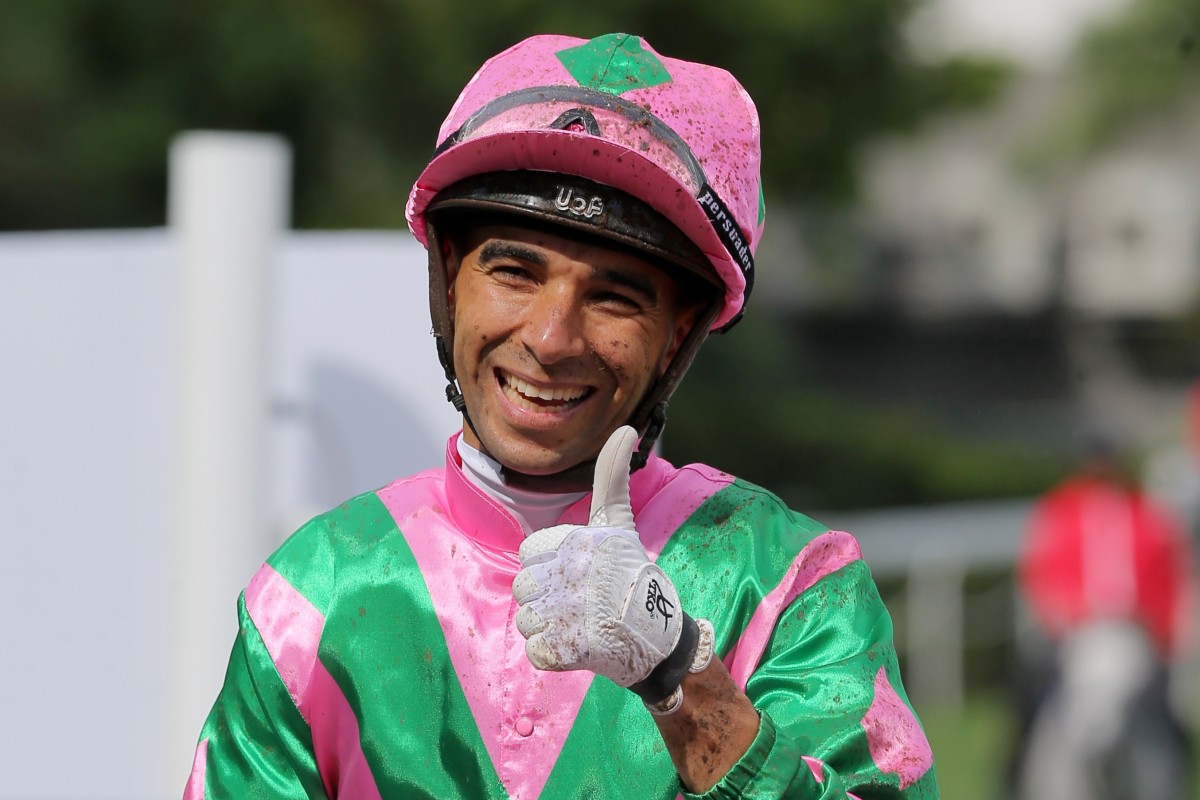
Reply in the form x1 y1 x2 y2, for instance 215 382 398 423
862 87 1200 322
757 0 1200 469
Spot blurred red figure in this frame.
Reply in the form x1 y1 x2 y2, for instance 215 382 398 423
1019 442 1195 659
1013 438 1197 800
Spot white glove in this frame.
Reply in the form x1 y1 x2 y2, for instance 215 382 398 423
512 426 702 709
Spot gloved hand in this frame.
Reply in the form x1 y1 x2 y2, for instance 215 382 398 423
512 426 706 711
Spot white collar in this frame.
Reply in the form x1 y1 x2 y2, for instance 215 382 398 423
456 437 587 535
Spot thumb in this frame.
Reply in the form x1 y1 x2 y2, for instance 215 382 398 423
589 425 638 530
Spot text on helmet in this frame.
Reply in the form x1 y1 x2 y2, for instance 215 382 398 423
554 187 605 220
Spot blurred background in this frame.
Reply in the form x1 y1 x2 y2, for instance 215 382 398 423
3 0 1200 797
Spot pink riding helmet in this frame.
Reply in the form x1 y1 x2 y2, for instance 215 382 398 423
406 32 764 332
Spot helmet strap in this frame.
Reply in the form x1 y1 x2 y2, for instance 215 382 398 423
427 223 483 447
626 296 720 470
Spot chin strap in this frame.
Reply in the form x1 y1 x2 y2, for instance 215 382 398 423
623 295 721 470
435 333 478 436
630 402 667 471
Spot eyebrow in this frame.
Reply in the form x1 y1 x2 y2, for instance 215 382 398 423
478 240 548 267
478 237 660 302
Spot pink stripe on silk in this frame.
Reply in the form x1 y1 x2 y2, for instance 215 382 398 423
245 565 324 705
861 667 934 789
245 563 383 800
633 463 734 558
801 756 865 797
724 530 862 689
380 480 594 800
183 738 207 800
307 661 383 800
558 460 733 557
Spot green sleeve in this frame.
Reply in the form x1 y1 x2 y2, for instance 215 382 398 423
684 712 848 799
688 561 939 799
192 592 330 800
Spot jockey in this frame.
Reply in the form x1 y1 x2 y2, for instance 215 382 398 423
185 32 937 799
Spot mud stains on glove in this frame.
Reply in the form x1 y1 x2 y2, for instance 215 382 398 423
511 426 698 698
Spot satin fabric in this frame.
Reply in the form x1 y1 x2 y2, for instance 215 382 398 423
185 435 937 799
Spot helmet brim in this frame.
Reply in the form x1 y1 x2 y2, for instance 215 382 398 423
408 127 747 331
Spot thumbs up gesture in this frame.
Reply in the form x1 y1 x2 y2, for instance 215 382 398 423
512 426 700 710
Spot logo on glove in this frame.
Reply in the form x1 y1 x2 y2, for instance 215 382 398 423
645 578 675 632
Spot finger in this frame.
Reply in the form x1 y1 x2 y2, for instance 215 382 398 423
589 425 637 530
525 633 571 672
514 603 548 638
518 523 575 563
511 569 542 604
513 559 559 601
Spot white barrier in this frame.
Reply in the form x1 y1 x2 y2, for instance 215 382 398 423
168 131 292 787
0 217 459 797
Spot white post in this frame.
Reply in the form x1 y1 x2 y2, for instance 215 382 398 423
167 132 291 788
906 552 966 710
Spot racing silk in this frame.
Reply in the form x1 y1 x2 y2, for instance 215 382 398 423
1019 474 1197 658
186 434 937 799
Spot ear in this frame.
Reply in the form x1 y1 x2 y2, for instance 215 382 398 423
443 233 462 313
657 300 706 377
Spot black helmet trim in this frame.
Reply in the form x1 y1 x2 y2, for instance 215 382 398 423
426 171 722 294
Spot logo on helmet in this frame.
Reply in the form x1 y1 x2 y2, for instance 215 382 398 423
697 185 752 274
554 186 604 220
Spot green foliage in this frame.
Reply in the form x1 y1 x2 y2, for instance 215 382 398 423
0 1 1029 509
1036 0 1200 158
664 310 1071 510
0 0 1009 230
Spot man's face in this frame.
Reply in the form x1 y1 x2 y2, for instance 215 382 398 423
446 223 701 477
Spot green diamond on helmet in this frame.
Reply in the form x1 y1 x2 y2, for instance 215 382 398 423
556 33 672 96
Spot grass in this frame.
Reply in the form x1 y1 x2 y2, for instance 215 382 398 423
920 691 1016 800
921 685 1200 799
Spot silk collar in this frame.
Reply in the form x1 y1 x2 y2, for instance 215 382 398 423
441 431 672 553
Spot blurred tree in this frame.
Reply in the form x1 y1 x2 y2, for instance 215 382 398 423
0 0 1008 230
0 0 1036 509
1030 0 1200 161
665 307 1072 510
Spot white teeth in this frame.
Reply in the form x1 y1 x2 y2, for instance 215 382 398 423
503 374 585 405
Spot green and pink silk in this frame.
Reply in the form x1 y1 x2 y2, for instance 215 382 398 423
186 434 937 798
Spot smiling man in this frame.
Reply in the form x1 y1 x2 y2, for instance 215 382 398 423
184 33 937 799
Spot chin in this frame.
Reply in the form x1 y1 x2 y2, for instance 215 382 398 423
489 439 590 477
499 453 578 477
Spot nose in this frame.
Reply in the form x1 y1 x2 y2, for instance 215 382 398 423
520 283 587 365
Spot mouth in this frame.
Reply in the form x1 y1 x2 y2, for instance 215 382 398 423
498 370 592 412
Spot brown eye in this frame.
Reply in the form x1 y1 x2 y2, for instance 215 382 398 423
594 290 643 312
492 265 535 282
